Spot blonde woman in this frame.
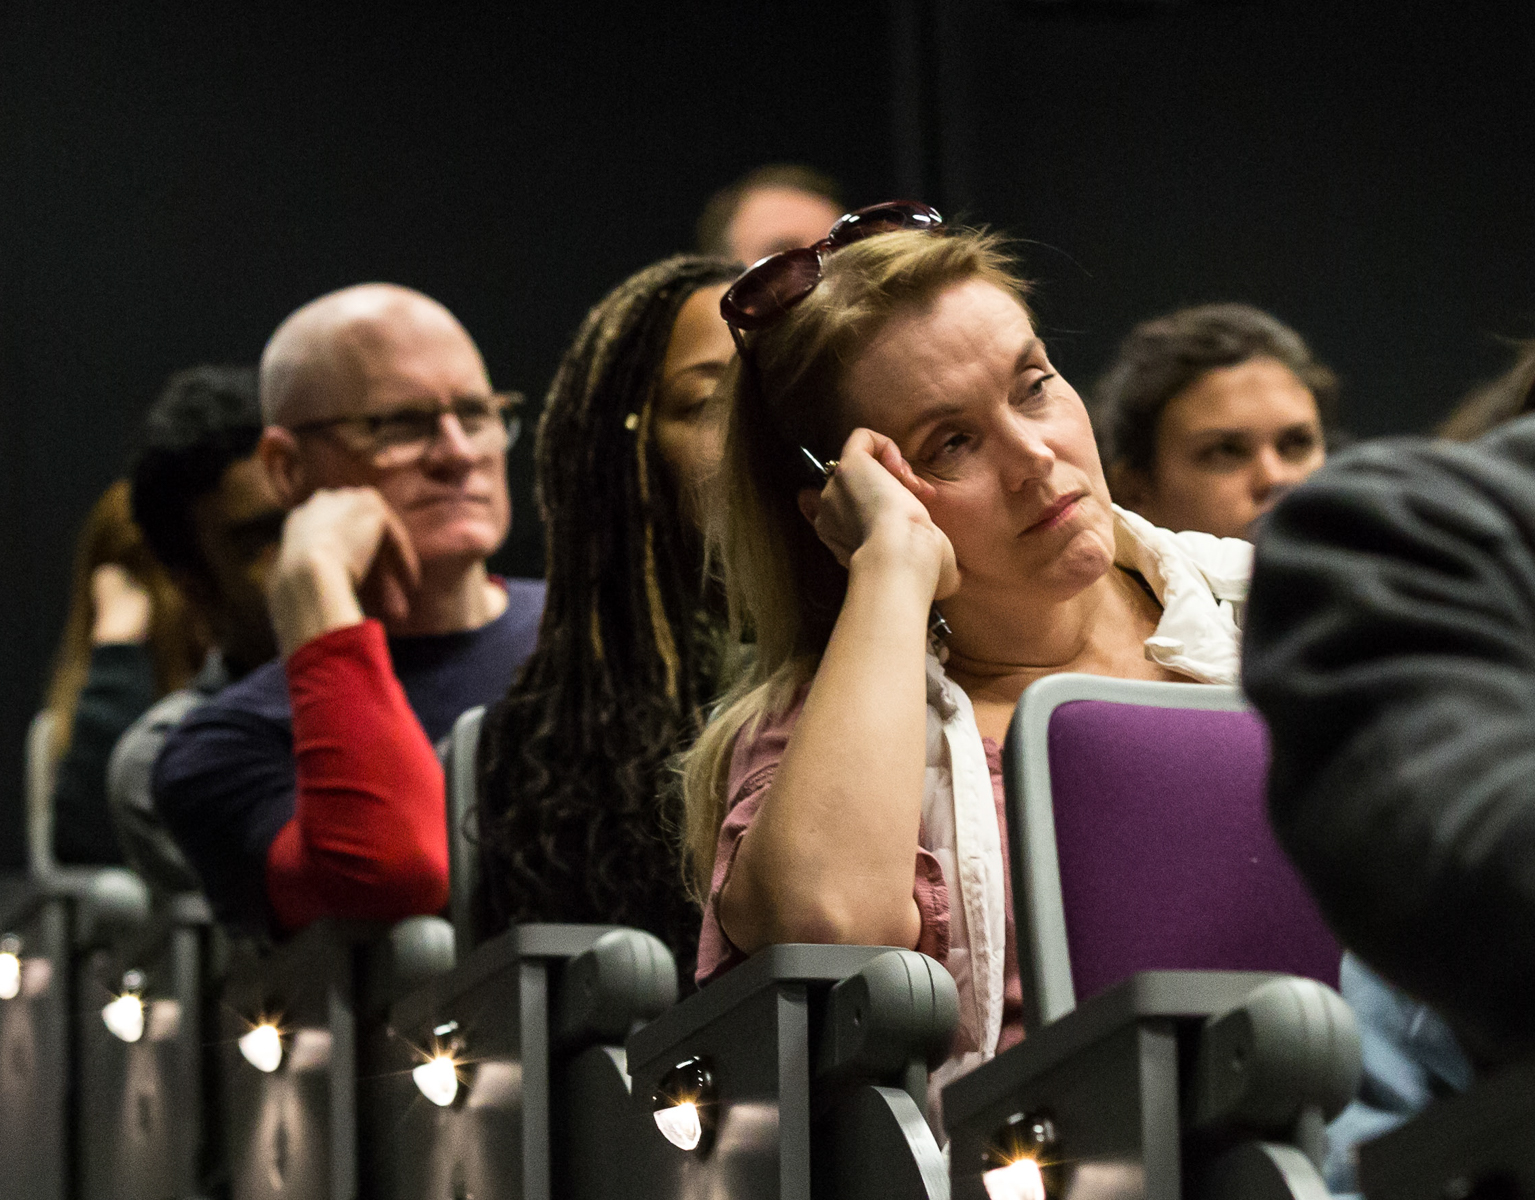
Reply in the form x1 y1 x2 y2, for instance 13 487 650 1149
682 204 1252 1090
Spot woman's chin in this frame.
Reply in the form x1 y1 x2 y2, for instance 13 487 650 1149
1027 526 1117 596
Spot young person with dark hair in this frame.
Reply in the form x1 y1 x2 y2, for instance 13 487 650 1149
110 364 283 894
155 285 543 934
476 254 739 981
1096 303 1337 539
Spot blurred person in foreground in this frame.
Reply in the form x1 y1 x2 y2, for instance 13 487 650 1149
109 365 283 896
476 254 740 984
1242 343 1535 1190
155 284 544 934
680 206 1251 1095
696 162 843 267
43 479 205 866
1096 303 1336 540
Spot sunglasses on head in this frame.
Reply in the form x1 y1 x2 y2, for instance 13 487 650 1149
719 200 944 352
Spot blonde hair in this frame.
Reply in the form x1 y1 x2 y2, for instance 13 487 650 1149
45 480 205 760
679 227 1029 896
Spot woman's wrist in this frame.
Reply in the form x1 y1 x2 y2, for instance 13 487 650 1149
849 520 944 598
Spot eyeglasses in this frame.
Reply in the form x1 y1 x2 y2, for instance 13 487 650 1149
719 200 944 352
287 392 523 468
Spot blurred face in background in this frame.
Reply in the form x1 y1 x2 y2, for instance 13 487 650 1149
726 186 843 265
188 453 284 670
651 283 734 529
1116 356 1325 539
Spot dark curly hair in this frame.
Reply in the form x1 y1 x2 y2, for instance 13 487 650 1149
475 254 741 982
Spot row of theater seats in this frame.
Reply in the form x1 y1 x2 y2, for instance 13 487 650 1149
2 676 1530 1200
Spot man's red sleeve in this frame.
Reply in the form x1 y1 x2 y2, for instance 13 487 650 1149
265 620 449 929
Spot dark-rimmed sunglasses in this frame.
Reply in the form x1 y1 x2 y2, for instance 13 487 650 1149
719 200 944 353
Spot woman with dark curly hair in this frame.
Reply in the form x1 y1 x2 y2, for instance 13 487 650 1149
475 254 740 980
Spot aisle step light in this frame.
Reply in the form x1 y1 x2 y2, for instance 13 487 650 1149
0 934 19 1001
101 969 147 1043
238 1020 284 1073
982 1111 1062 1200
413 1020 463 1108
651 1057 716 1154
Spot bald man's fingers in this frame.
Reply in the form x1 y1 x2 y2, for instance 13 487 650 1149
352 495 421 624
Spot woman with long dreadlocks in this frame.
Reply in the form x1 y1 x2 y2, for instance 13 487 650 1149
475 254 740 980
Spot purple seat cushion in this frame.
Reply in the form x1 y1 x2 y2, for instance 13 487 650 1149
1046 699 1340 1004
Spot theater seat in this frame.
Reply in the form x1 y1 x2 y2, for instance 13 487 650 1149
218 914 456 1200
626 944 958 1200
1006 674 1342 1027
0 867 152 1200
75 889 215 1200
945 674 1359 1200
364 922 679 1200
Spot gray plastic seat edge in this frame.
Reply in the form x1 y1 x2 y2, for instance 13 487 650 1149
447 705 485 954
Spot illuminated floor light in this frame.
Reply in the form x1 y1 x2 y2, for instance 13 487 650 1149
0 949 18 1001
102 992 146 1043
983 1157 1047 1200
413 1054 459 1107
652 1057 715 1154
239 1023 283 1073
654 1101 703 1151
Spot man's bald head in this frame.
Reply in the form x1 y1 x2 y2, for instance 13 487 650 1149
260 284 488 427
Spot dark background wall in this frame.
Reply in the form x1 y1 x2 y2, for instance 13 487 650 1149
2 0 1532 864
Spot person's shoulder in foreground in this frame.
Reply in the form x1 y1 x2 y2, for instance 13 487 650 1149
1242 412 1535 1059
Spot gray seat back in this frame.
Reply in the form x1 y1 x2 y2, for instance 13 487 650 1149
26 711 58 878
444 705 486 958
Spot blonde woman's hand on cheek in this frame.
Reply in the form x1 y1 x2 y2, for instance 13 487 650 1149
797 427 959 601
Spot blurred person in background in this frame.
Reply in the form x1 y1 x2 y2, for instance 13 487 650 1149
155 284 543 933
1095 303 1337 540
696 162 843 266
1439 339 1535 441
109 365 283 896
44 479 205 865
476 254 740 984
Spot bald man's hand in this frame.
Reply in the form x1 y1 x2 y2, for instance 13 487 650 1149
266 488 421 658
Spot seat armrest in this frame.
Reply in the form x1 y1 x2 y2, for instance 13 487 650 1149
626 943 901 1078
555 928 677 1050
816 949 958 1086
1189 975 1361 1137
943 969 1285 1134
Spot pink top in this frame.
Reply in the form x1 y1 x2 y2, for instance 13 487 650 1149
696 691 1025 1057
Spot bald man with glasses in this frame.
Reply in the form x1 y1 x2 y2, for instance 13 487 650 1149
154 284 544 933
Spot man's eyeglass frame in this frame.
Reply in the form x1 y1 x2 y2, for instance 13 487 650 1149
286 391 524 463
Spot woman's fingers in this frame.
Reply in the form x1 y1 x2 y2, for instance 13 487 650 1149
866 433 936 502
